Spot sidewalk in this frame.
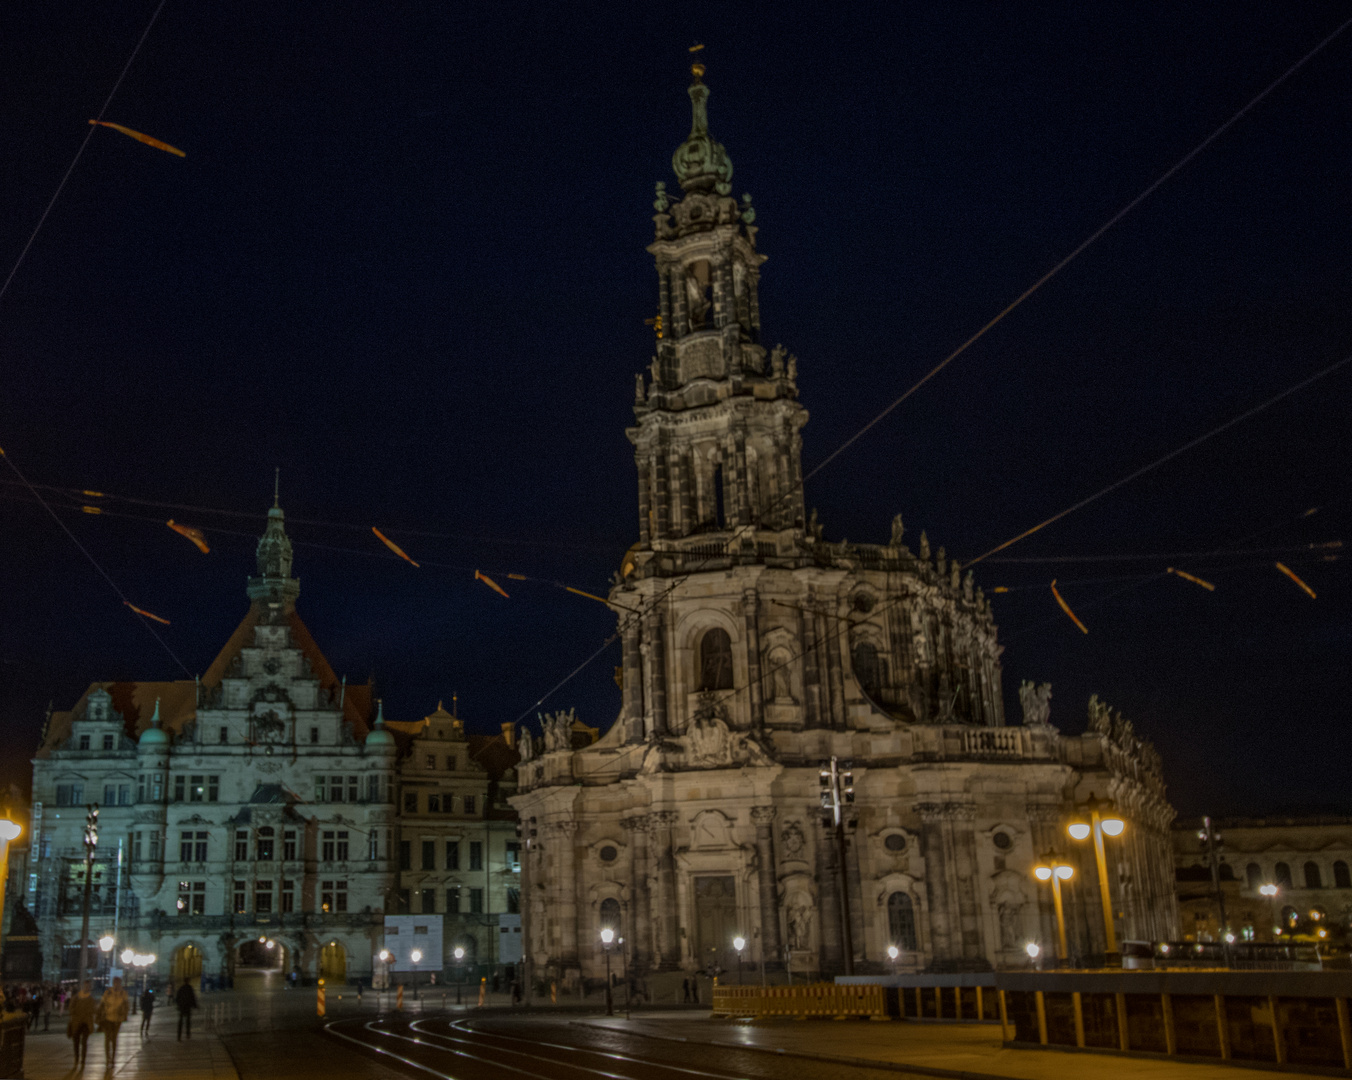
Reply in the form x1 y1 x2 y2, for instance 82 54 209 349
22 1006 238 1080
575 1012 1293 1080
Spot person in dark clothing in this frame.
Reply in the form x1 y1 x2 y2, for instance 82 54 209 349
67 983 96 1068
139 988 154 1035
174 980 198 1041
682 977 691 1004
510 980 522 1005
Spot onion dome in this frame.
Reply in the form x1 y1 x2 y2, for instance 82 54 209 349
671 64 733 195
366 699 395 749
138 698 170 748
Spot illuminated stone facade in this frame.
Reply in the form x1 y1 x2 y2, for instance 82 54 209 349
510 72 1180 988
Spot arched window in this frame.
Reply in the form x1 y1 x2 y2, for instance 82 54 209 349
599 897 621 935
1280 905 1297 928
887 891 918 952
1218 862 1236 881
852 642 881 697
1246 863 1263 890
1334 861 1350 889
1275 862 1293 889
1304 862 1323 889
698 629 733 691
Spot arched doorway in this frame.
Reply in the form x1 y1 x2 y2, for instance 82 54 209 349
233 936 287 993
172 945 204 989
319 941 346 985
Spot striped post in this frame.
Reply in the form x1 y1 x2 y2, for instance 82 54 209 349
396 984 404 1011
317 980 326 1017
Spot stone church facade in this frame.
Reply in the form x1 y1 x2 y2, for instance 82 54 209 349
510 69 1179 987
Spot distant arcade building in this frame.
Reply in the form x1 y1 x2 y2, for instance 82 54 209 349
510 70 1179 990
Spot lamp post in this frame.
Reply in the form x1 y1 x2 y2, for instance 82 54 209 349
1259 885 1279 943
0 815 21 975
600 928 615 1016
378 949 391 998
454 946 465 1005
732 936 745 986
1032 856 1075 964
411 949 422 1002
99 934 115 984
1025 942 1041 969
887 944 899 977
617 936 630 1019
1067 798 1126 967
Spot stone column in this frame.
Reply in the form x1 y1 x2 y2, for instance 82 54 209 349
743 589 764 730
751 807 782 965
733 430 750 526
815 820 843 973
621 619 644 742
798 601 821 729
657 261 671 342
948 804 986 961
622 816 652 971
653 440 671 541
915 802 956 964
824 597 847 730
647 604 669 737
650 811 680 968
676 453 693 537
670 266 689 339
548 821 580 968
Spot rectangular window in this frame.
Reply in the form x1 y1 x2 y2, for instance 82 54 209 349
105 785 117 806
322 831 335 862
368 830 380 861
174 776 185 803
396 888 410 914
72 782 84 805
446 755 456 771
180 831 194 862
331 776 345 804
208 776 219 803
235 830 248 861
310 726 319 744
133 833 143 862
427 794 441 813
137 777 145 803
256 829 275 861
194 832 208 863
177 880 205 915
149 831 161 861
348 776 359 803
425 754 436 769
367 775 381 803
233 880 246 914
336 881 347 912
399 840 411 870
321 880 348 913
219 726 229 744
420 888 436 914
56 785 71 807
281 880 295 913
283 830 297 861
321 881 334 913
469 841 483 871
446 841 460 870
336 831 349 862
190 775 204 802
255 881 273 913
506 842 521 872
79 735 91 751
507 887 521 914
469 887 483 914
315 777 327 803
447 886 461 913
101 734 114 751
422 840 435 870
151 774 162 801
463 795 476 816
403 791 417 813
118 784 131 806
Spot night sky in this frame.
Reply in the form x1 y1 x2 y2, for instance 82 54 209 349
1 4 1348 817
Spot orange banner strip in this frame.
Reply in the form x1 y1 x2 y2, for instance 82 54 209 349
475 570 509 598
1166 567 1215 591
372 527 419 567
1275 561 1316 599
124 601 170 625
1050 579 1088 634
89 120 185 157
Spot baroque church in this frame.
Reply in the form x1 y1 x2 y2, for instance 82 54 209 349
509 68 1179 987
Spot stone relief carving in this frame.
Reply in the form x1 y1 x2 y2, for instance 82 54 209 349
1019 680 1053 727
786 896 814 951
997 900 1024 950
680 337 722 381
518 727 535 762
779 821 805 859
683 692 775 768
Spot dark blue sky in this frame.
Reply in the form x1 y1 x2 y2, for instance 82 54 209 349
1 3 1348 815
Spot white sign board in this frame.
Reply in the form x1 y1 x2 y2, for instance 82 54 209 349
497 914 522 964
382 915 444 973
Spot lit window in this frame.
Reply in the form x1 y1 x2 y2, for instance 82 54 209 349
190 775 204 803
233 880 247 914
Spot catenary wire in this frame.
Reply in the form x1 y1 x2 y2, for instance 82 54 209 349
0 0 170 308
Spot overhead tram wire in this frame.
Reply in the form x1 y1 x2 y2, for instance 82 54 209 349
962 352 1352 569
0 0 170 309
0 448 190 676
509 17 1352 725
792 14 1352 494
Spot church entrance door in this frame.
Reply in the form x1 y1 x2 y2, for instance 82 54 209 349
693 876 737 977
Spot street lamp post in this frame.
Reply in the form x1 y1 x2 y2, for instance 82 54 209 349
600 928 614 1016
0 815 21 975
1067 798 1126 967
732 936 745 986
77 805 99 989
617 936 630 1020
454 946 465 1005
411 949 422 1002
1032 856 1075 964
99 934 115 984
887 945 899 977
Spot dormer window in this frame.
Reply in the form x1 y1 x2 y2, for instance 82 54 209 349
102 734 114 751
78 735 91 751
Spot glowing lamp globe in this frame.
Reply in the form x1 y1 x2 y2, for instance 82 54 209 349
887 945 899 960
0 820 21 842
410 949 422 963
454 947 465 961
1101 817 1125 837
1260 884 1278 897
1025 943 1040 959
121 949 134 964
379 950 391 963
1034 866 1052 881
733 936 745 952
99 935 115 953
1067 822 1091 841
600 928 614 945
1055 865 1074 880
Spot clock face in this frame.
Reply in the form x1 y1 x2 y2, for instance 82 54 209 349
264 657 281 675
253 709 287 742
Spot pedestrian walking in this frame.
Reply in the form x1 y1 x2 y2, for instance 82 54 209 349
139 987 154 1036
67 982 96 1068
174 980 198 1041
97 977 130 1066
681 977 691 1004
511 979 522 1005
42 986 52 1031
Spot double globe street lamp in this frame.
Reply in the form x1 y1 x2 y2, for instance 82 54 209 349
1066 798 1127 966
1032 859 1075 963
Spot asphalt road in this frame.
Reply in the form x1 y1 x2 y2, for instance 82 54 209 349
323 1013 934 1080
